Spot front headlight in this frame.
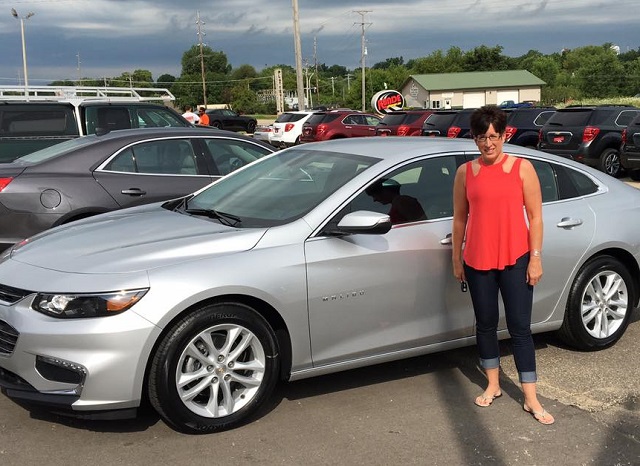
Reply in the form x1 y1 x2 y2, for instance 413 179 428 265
33 289 148 319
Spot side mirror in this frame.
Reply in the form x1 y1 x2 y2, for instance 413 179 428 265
333 211 392 235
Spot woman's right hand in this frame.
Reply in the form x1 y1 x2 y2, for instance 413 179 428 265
453 258 465 283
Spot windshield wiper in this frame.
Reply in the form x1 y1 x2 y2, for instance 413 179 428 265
184 208 242 227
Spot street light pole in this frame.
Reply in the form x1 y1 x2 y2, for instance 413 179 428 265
11 9 35 101
291 0 305 111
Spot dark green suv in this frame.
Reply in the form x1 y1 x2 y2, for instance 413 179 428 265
0 101 190 163
537 105 640 177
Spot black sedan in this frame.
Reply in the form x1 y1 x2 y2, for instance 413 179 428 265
0 127 275 250
205 109 257 133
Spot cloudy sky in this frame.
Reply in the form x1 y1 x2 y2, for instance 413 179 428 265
0 0 638 86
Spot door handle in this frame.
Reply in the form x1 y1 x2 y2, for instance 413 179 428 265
121 188 146 196
440 233 453 245
556 217 583 229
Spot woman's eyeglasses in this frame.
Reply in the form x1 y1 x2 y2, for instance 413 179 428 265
475 134 502 143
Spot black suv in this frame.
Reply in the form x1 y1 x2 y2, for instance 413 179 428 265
421 109 475 138
0 101 190 163
620 112 640 180
504 107 556 148
537 105 640 177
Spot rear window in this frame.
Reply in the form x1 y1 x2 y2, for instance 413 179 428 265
306 113 342 125
380 113 407 125
0 108 76 136
508 110 555 127
423 112 458 128
275 113 296 123
546 109 592 127
404 113 426 124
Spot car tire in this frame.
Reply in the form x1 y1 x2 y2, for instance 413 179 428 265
558 255 635 350
629 169 640 181
598 148 622 177
211 121 222 129
246 121 256 133
148 302 280 434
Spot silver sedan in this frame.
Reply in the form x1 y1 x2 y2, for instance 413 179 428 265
0 137 638 433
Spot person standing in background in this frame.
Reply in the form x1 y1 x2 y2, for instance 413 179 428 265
198 107 210 126
452 105 554 425
182 106 200 124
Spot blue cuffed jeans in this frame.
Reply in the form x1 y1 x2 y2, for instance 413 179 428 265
464 253 537 383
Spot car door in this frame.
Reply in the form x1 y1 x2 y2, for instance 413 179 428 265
464 153 597 329
305 154 474 366
527 159 597 324
93 138 216 208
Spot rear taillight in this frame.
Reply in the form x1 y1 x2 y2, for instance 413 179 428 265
504 126 517 142
447 126 461 138
583 126 600 143
622 128 627 144
538 129 543 143
317 124 328 135
284 123 294 132
397 125 410 136
0 177 13 192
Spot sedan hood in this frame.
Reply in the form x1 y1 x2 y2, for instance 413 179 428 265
9 207 268 274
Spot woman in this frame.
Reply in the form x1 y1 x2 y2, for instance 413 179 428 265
451 105 554 425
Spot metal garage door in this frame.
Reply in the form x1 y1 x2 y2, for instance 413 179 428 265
463 92 485 108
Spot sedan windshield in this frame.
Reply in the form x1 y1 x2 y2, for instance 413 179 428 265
183 148 380 227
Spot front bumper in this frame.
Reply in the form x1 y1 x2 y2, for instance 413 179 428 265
0 282 161 414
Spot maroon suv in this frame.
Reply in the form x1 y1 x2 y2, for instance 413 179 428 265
300 110 381 142
375 110 433 137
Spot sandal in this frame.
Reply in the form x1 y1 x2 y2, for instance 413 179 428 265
523 404 555 425
474 391 502 407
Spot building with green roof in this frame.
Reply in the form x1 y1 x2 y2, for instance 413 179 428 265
399 70 546 109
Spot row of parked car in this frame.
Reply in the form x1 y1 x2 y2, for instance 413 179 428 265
256 105 640 180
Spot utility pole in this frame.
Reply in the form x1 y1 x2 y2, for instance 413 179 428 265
313 35 319 101
354 10 371 111
292 0 305 110
76 52 82 85
345 73 353 90
196 10 208 107
330 76 335 97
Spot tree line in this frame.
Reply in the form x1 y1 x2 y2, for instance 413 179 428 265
50 43 640 114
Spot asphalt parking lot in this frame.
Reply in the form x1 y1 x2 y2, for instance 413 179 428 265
1 314 639 466
0 179 638 466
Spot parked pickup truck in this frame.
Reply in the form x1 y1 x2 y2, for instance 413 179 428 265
499 100 534 109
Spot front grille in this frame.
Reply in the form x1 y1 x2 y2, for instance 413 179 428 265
0 320 19 355
0 283 31 305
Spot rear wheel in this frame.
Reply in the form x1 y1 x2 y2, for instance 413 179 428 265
558 256 635 350
148 302 280 434
598 148 622 177
211 121 222 129
246 121 256 133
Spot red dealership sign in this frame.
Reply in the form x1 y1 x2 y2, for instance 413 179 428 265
371 90 405 114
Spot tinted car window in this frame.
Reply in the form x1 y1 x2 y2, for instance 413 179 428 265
203 138 272 175
275 113 308 123
1 109 75 136
106 139 197 175
530 159 558 203
546 110 592 127
615 110 640 126
380 114 406 125
137 108 187 128
348 156 457 222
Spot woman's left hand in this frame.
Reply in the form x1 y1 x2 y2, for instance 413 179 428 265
527 258 543 286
